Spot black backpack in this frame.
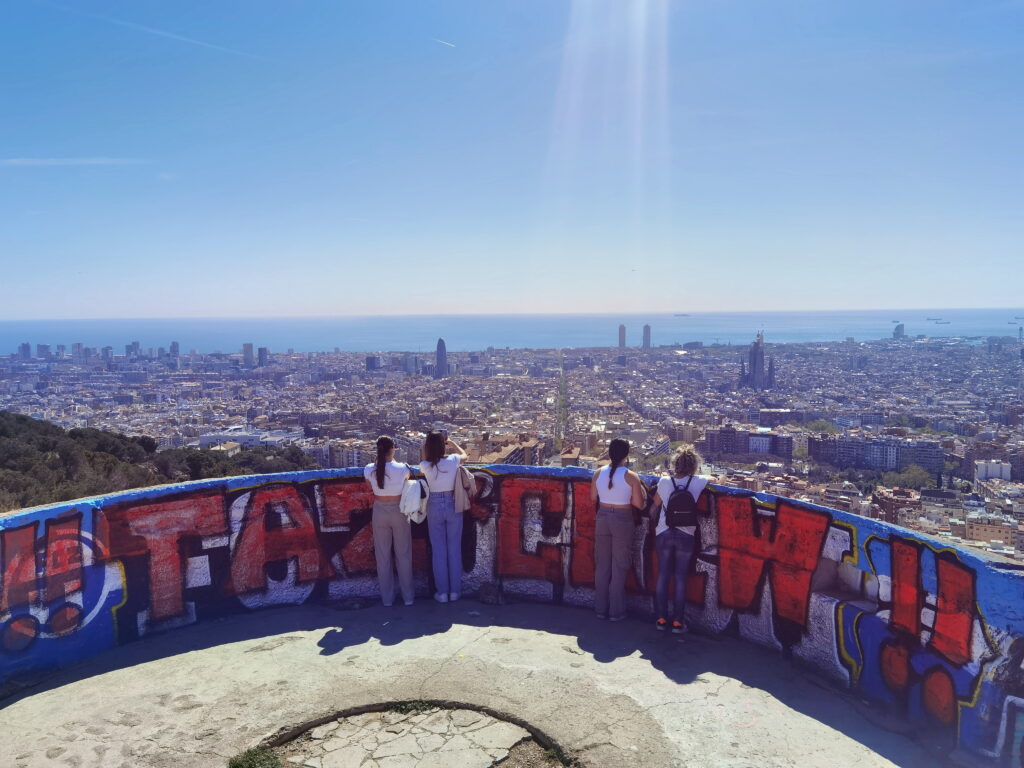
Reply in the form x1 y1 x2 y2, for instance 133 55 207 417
663 476 699 528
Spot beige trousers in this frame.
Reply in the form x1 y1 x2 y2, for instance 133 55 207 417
594 505 634 618
372 499 414 605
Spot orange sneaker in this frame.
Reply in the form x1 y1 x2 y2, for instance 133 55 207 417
671 621 685 635
655 618 668 631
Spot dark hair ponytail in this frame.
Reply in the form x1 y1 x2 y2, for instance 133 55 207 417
607 438 630 489
375 435 395 489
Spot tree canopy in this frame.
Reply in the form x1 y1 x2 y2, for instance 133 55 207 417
0 412 316 514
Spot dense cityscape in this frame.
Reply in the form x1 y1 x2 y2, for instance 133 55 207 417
4 324 1024 561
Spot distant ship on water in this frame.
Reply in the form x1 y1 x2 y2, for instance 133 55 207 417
673 313 690 317
926 317 941 321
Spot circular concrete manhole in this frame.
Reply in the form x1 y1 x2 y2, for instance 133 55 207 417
273 703 570 768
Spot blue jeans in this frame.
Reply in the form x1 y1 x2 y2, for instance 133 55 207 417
655 529 696 623
427 491 463 595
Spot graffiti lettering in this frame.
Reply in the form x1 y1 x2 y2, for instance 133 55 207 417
230 485 332 594
97 493 226 620
0 467 1020 766
716 497 830 629
44 513 84 602
1 522 39 611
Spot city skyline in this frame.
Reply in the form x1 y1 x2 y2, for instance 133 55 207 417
4 307 1024 356
2 1 1022 318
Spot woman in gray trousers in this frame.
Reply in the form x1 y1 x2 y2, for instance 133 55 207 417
364 435 414 606
590 438 647 620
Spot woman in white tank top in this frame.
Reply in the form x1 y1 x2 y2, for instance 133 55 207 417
589 438 647 621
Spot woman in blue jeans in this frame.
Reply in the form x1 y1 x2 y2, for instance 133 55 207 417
649 445 708 634
420 430 468 603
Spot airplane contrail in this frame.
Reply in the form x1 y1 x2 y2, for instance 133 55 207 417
32 0 265 60
102 16 265 60
433 38 456 48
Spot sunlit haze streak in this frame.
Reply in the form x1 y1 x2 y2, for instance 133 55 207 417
545 0 671 248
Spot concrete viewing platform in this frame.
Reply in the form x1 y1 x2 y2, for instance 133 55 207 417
3 465 1021 765
1 601 939 768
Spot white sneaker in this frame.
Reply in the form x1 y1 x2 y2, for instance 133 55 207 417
404 599 414 606
449 592 460 602
434 592 449 603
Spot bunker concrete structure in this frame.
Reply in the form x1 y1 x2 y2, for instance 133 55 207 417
1 465 1023 765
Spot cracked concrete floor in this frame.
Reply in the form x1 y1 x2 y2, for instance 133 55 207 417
0 602 939 768
276 706 547 767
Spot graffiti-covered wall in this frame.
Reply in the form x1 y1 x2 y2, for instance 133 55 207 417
1 466 1023 763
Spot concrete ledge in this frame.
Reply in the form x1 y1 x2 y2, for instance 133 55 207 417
0 602 940 768
1 465 1022 763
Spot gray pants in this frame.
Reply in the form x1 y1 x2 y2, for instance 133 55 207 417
594 505 634 618
372 499 414 605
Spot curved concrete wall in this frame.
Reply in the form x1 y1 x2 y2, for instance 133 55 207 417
1 466 1022 762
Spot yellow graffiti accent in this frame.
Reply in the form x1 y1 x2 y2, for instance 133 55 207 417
108 560 129 645
835 601 865 687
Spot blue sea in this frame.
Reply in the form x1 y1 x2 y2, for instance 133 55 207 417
1 309 1022 355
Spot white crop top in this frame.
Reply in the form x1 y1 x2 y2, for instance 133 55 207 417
363 461 411 496
596 465 633 506
419 454 462 492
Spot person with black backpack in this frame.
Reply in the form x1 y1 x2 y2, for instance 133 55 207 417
649 445 708 634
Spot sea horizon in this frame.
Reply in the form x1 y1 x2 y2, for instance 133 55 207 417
2 308 1022 355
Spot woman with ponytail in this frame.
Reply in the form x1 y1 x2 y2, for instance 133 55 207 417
363 435 414 607
590 438 646 620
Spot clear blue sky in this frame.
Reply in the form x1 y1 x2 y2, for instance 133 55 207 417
1 0 1021 318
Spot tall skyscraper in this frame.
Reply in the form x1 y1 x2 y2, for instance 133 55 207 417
893 323 906 340
618 324 626 348
435 338 448 379
642 324 651 350
740 332 772 390
17 342 30 361
169 341 180 358
243 343 255 367
257 347 269 367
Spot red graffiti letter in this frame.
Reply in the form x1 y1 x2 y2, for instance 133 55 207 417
1 522 39 611
497 478 567 583
230 485 331 594
890 539 922 636
716 497 829 627
931 555 975 666
44 513 83 601
97 493 226 621
321 480 375 530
